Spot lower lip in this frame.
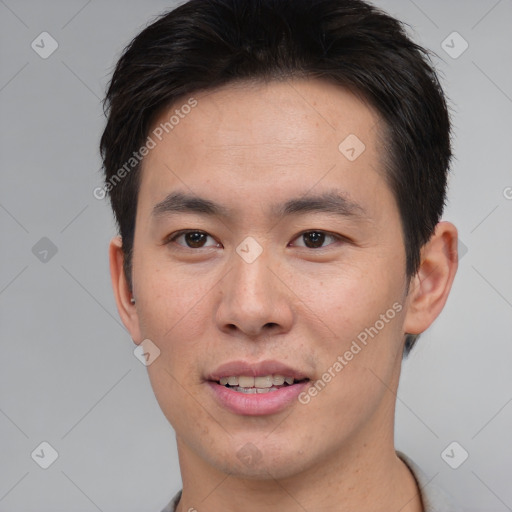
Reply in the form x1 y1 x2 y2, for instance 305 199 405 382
207 381 310 416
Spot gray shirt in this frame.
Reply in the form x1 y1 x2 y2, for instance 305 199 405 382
161 451 460 511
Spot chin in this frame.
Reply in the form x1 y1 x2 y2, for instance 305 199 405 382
204 438 318 481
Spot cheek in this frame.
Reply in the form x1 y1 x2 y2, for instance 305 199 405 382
288 256 401 332
135 255 211 339
293 275 406 440
133 259 219 416
290 257 407 395
138 267 214 427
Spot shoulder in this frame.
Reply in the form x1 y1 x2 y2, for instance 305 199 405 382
397 451 462 512
160 489 182 512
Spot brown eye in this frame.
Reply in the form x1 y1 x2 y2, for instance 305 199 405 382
290 230 343 249
167 230 219 249
184 232 207 248
303 231 326 248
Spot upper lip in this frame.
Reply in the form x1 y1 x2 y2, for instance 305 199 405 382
207 360 310 381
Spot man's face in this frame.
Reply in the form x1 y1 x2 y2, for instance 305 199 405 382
130 79 410 478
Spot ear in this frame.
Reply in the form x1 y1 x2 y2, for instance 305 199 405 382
109 236 142 343
403 221 458 335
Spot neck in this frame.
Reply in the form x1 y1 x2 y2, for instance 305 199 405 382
174 417 423 512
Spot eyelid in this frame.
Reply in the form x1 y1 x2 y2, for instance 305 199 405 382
290 230 349 248
163 229 220 248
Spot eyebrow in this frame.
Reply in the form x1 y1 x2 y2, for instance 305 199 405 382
152 191 366 220
153 192 230 217
275 191 366 218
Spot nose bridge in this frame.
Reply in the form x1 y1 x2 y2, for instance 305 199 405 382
215 242 292 337
231 247 275 313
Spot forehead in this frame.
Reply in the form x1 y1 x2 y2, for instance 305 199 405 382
139 78 388 216
154 78 379 149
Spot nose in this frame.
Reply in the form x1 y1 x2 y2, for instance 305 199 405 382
215 246 294 339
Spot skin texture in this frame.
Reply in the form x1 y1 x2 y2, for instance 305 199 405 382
110 78 458 512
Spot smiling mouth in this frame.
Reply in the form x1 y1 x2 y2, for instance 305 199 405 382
215 374 310 394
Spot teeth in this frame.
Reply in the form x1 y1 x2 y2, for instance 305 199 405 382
233 386 281 393
238 376 255 387
254 376 273 388
218 374 299 389
235 387 258 394
272 375 285 385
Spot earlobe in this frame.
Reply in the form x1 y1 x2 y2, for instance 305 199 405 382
109 236 142 342
403 221 458 336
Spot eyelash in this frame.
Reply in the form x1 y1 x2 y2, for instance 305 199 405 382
164 229 347 250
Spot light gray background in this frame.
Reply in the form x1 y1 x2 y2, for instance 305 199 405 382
1 1 511 511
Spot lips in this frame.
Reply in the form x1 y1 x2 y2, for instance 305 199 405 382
206 360 310 382
205 360 311 416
